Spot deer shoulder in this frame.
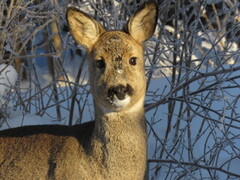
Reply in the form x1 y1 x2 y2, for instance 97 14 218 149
0 1 158 180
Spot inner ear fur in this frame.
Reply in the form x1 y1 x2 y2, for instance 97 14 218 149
126 1 158 43
67 7 105 49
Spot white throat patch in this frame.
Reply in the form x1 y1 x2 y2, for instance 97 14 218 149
111 95 131 110
99 95 144 114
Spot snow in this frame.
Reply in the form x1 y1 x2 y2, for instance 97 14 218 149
0 62 240 179
146 70 240 179
0 64 18 100
1 110 56 130
0 1 239 179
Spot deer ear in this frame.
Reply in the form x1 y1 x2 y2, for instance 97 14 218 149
67 7 105 50
126 1 158 43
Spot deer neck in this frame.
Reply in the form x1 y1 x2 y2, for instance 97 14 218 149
91 98 147 178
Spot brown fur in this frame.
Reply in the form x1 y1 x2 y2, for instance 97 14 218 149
0 1 158 180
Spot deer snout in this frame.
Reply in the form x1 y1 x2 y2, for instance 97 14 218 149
108 84 133 100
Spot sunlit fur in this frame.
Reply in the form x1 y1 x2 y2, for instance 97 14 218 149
0 1 158 180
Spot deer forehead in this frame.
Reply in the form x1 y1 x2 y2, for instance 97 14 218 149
91 31 143 60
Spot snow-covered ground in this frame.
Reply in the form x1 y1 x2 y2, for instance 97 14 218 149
147 75 240 179
0 64 18 102
1 62 240 179
1 0 239 179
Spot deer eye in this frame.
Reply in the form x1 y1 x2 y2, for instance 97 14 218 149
96 58 105 69
129 57 137 66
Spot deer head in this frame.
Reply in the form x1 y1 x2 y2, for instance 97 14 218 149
67 2 158 114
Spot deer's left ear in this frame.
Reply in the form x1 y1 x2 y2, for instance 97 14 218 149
126 1 158 43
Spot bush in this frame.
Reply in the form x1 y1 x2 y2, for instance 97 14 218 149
0 0 239 179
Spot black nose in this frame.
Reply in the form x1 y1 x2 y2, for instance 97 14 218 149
108 84 133 100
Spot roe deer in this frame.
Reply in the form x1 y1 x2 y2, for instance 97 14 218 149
0 1 158 179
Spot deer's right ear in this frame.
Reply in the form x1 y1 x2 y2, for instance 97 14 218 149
67 7 105 50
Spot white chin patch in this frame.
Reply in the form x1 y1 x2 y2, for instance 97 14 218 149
111 95 131 110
